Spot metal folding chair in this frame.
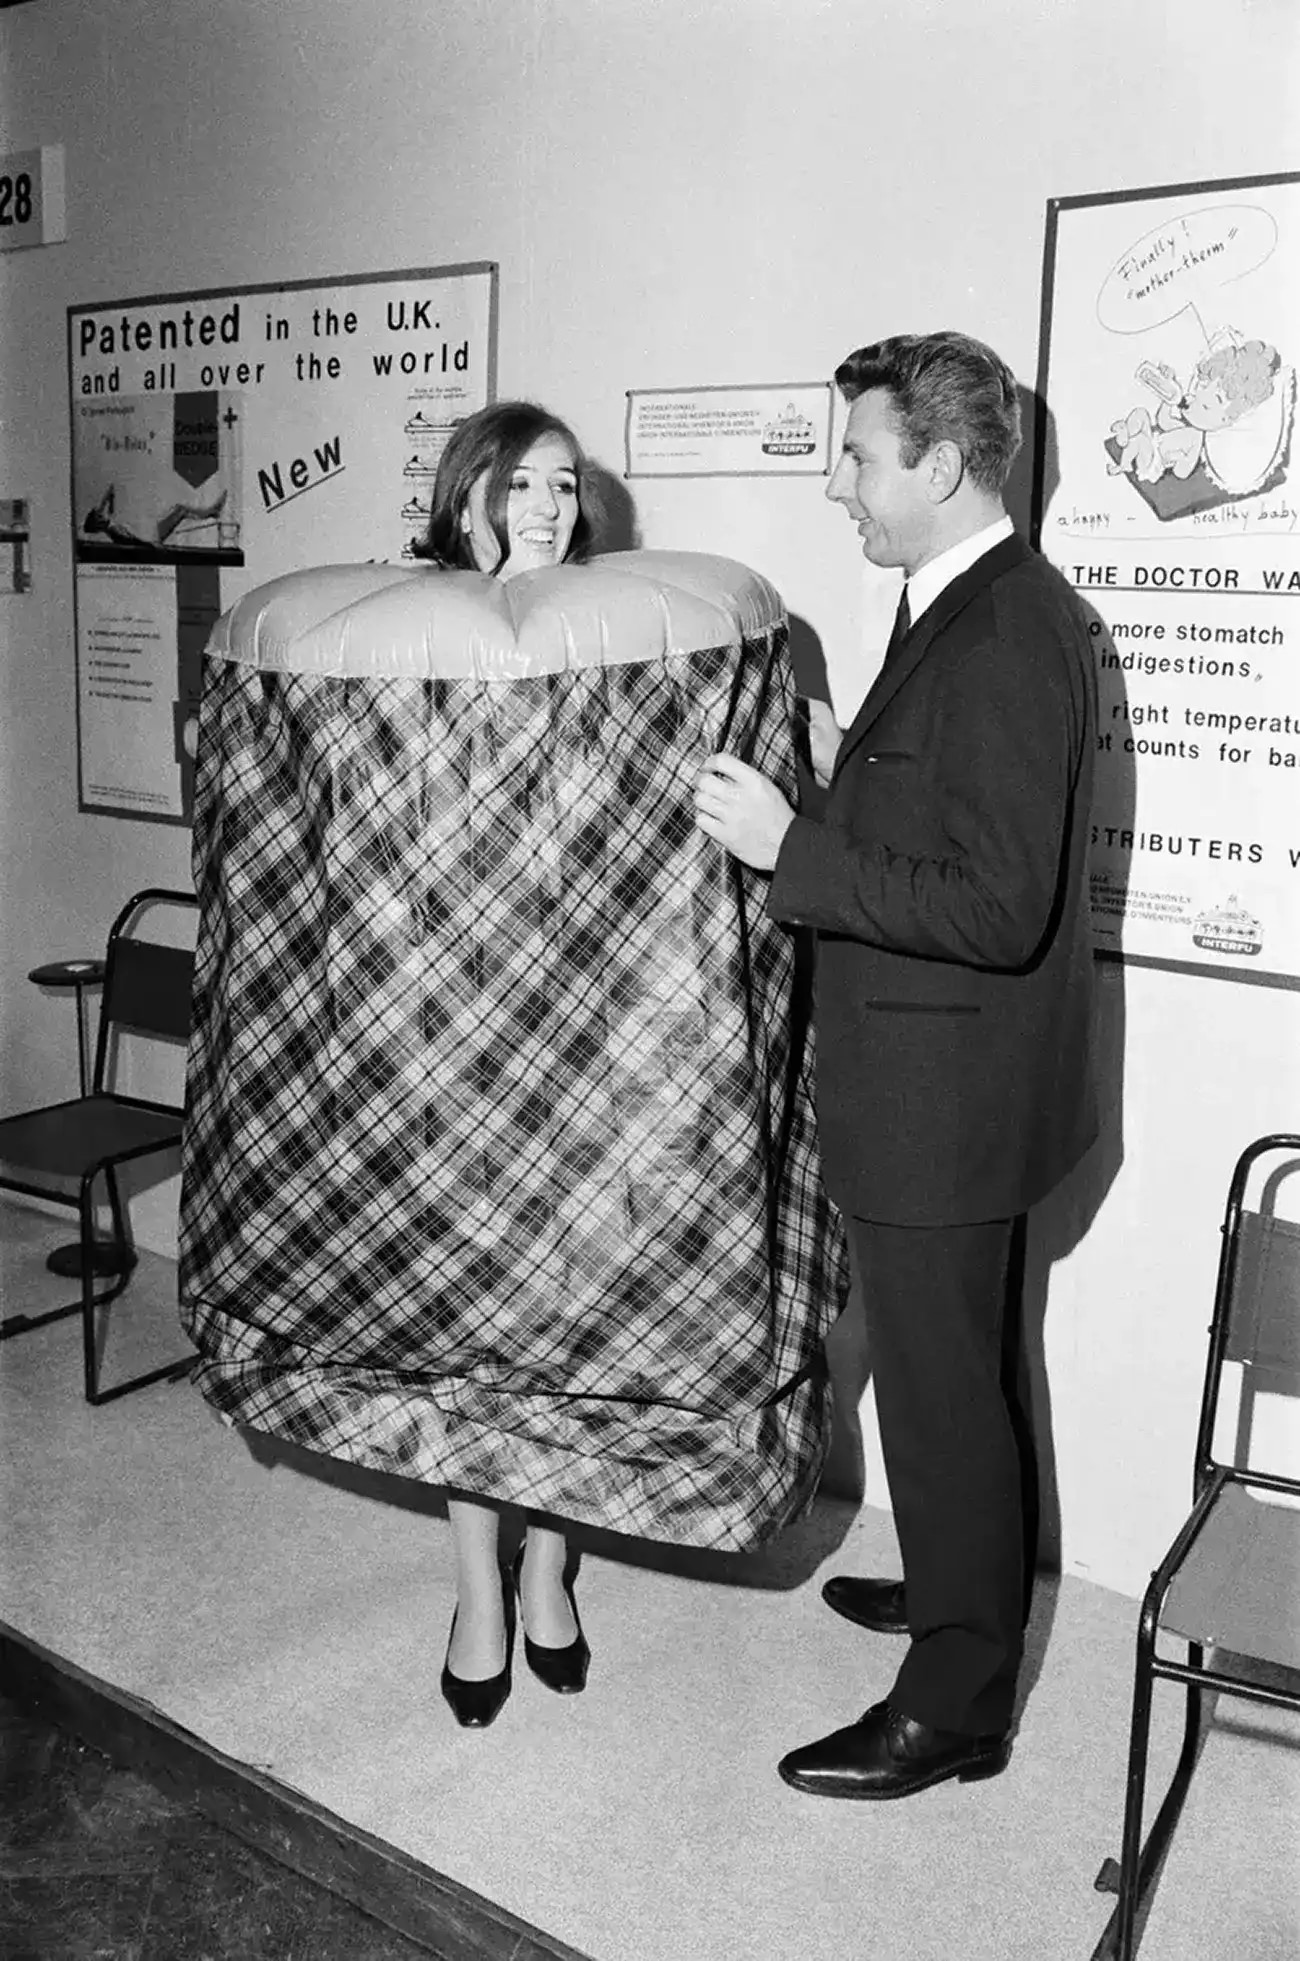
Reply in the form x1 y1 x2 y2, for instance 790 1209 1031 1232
0 887 198 1403
1092 1131 1300 1959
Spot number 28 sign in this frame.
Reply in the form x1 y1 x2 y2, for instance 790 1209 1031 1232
0 145 66 252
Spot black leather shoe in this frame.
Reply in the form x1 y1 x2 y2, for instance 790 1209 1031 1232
777 1699 1010 1801
512 1547 590 1695
821 1575 909 1634
440 1578 514 1728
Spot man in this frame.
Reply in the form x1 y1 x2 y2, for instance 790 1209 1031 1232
694 331 1098 1800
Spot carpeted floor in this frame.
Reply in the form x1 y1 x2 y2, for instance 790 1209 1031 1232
1 1196 1297 1961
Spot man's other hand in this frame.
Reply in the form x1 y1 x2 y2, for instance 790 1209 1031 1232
807 699 842 787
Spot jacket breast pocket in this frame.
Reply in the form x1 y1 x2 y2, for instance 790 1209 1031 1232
858 747 915 770
864 1001 981 1015
836 745 931 841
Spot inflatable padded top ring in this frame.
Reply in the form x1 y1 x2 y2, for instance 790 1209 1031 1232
205 548 786 680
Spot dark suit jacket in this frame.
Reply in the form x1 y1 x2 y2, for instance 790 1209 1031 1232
768 533 1098 1227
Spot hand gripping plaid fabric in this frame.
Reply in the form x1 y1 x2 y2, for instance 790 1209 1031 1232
179 549 849 1550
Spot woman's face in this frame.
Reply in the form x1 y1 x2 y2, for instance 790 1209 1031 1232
461 434 580 578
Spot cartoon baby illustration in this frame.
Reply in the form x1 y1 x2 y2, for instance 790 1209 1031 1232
1108 337 1281 484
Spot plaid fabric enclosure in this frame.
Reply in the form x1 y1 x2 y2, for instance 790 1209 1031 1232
179 552 848 1550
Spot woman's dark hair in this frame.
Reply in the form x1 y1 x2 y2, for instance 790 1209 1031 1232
410 399 596 569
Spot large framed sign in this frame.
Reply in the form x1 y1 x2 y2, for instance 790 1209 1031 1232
1034 173 1299 989
68 261 497 823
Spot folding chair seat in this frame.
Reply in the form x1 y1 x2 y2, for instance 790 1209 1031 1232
1093 1131 1300 1959
0 887 199 1403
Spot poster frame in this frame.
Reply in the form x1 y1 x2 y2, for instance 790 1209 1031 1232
1031 171 1300 992
66 259 498 826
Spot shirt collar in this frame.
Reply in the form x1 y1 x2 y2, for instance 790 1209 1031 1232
904 514 1014 628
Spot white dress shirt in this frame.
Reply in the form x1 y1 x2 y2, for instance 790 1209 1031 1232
903 514 1014 629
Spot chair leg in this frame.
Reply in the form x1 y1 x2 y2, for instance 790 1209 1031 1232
81 1179 103 1402
79 1168 192 1406
0 1294 82 1339
87 1357 194 1407
2 1179 135 1344
1096 1643 1206 1961
1113 1643 1156 1961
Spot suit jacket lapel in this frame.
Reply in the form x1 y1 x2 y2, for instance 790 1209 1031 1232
832 533 1032 784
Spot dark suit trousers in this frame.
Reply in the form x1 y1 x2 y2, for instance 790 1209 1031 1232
847 1213 1026 1735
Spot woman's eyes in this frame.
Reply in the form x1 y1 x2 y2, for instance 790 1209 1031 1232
509 475 578 496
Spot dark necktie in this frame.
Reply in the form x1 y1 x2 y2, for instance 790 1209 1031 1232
883 585 911 667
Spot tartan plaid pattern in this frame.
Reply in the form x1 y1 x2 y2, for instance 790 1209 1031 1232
180 597 848 1551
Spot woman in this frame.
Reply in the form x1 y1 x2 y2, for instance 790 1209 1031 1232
414 401 598 1725
180 404 846 1740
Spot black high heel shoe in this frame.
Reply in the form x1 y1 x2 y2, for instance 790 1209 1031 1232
440 1573 514 1728
512 1546 590 1695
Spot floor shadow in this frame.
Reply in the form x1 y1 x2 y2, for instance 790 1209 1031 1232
562 1493 859 1592
238 1428 856 1592
242 1430 452 1519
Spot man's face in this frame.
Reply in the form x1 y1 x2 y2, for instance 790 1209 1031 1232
825 388 935 573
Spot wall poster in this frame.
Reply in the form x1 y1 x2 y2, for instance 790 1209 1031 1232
1034 172 1299 989
68 261 498 823
624 383 833 478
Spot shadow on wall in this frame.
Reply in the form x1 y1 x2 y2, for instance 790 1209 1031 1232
1006 380 1044 542
787 614 830 705
1019 384 1134 1577
587 464 642 554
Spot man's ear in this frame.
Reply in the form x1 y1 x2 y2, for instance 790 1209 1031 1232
927 440 965 504
458 503 472 534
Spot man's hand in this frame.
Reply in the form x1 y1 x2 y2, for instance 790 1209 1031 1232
807 699 842 787
694 753 795 871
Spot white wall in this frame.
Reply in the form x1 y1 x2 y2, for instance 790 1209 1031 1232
2 0 1297 1596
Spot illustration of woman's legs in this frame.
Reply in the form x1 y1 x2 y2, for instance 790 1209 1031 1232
82 485 122 534
155 486 228 543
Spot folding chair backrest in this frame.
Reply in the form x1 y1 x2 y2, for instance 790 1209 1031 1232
103 938 195 1043
1226 1210 1300 1376
1199 1134 1300 1488
92 889 198 1093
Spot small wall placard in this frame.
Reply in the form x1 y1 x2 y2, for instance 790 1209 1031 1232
625 382 832 478
0 145 66 251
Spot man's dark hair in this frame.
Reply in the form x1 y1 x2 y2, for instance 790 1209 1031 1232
834 332 1022 494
